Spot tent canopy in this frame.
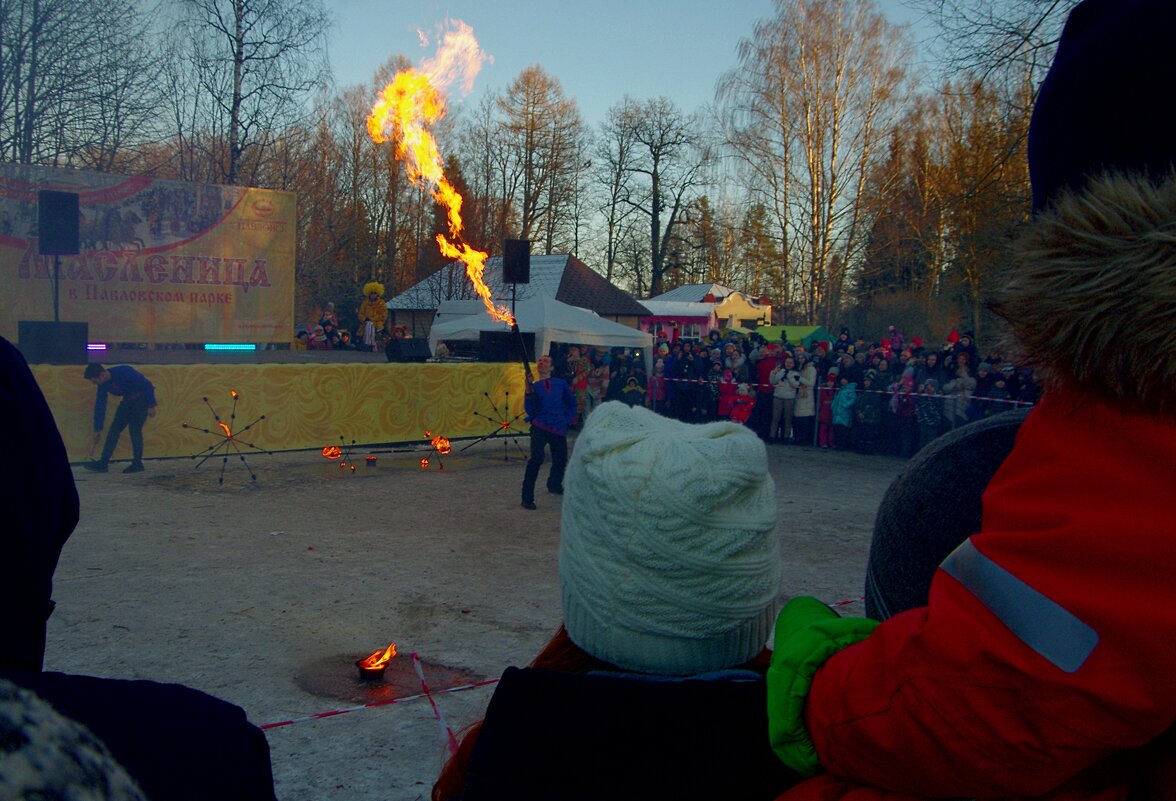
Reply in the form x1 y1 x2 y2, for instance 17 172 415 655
428 295 653 372
754 325 832 348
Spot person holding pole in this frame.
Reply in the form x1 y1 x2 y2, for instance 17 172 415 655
520 355 575 510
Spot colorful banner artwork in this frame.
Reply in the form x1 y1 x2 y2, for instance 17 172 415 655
1 163 294 344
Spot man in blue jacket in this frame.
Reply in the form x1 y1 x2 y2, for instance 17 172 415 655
83 363 157 473
521 355 576 510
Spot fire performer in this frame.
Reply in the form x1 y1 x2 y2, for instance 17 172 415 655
356 281 388 352
83 363 157 474
764 2 1176 800
520 355 575 510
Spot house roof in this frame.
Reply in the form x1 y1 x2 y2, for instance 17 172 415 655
387 254 648 318
649 283 739 303
639 300 718 319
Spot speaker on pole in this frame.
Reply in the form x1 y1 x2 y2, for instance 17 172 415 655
37 190 80 256
502 239 531 284
17 321 89 364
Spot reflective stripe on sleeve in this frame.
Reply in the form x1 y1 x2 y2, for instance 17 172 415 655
940 539 1098 673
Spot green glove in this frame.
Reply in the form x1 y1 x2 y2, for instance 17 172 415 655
766 597 879 776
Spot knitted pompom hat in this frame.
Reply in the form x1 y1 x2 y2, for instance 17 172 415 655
559 402 781 675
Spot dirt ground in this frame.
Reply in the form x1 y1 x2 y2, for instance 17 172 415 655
47 434 907 801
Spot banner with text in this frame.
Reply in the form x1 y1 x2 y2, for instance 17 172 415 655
1 163 294 343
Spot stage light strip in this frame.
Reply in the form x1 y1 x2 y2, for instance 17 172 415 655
86 343 107 351
203 343 256 351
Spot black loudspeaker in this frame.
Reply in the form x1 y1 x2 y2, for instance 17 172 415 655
478 330 535 363
502 239 531 284
17 321 89 364
37 191 80 256
385 337 432 363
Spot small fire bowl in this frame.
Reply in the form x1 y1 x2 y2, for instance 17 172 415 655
355 661 388 681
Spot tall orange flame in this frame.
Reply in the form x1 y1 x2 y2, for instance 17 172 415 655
367 20 513 326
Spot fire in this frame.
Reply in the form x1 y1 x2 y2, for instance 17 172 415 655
430 435 452 455
322 445 342 460
419 457 430 470
218 422 231 438
367 20 513 326
230 390 239 400
358 642 397 670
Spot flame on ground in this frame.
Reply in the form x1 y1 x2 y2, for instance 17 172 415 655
358 643 397 670
322 445 342 460
367 21 513 326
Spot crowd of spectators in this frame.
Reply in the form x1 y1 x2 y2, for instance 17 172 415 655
291 298 411 353
549 325 1040 458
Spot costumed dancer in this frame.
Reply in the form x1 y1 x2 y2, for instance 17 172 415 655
765 2 1176 799
83 363 157 474
520 355 576 510
356 281 387 352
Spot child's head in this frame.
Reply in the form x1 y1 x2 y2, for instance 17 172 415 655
560 404 780 675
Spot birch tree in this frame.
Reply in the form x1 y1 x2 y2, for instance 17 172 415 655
720 0 908 324
173 0 330 186
0 0 162 167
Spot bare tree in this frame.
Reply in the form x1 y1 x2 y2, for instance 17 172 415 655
0 0 163 167
593 102 641 283
910 0 1075 92
607 96 709 297
495 65 585 250
173 0 330 186
720 0 909 325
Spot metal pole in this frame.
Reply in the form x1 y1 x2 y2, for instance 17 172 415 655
53 255 61 322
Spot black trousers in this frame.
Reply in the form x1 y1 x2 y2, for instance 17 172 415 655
99 396 150 463
521 427 567 503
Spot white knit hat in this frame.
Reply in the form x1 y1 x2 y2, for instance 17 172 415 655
560 402 781 675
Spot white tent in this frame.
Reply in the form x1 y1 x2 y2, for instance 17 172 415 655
428 295 653 373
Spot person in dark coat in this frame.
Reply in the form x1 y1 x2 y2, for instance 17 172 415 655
1 337 278 801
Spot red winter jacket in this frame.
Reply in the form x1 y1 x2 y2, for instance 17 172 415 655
782 388 1176 801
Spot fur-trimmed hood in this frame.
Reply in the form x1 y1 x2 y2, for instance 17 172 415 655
990 172 1176 419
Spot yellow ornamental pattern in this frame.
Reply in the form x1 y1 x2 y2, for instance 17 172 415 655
32 362 527 461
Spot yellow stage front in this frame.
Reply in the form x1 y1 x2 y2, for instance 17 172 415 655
32 362 528 462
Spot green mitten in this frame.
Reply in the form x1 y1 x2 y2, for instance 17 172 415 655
766 596 879 775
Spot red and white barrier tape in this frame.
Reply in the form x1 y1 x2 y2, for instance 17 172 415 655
260 676 499 730
264 596 865 731
411 652 461 754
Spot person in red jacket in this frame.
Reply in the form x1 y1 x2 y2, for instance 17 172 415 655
766 2 1176 800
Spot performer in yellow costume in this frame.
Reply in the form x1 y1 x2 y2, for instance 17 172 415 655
356 282 388 352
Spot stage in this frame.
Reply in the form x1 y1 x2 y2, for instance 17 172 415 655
31 355 529 462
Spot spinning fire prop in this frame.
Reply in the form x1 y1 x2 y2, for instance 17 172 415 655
181 390 270 484
460 391 528 461
356 642 397 681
